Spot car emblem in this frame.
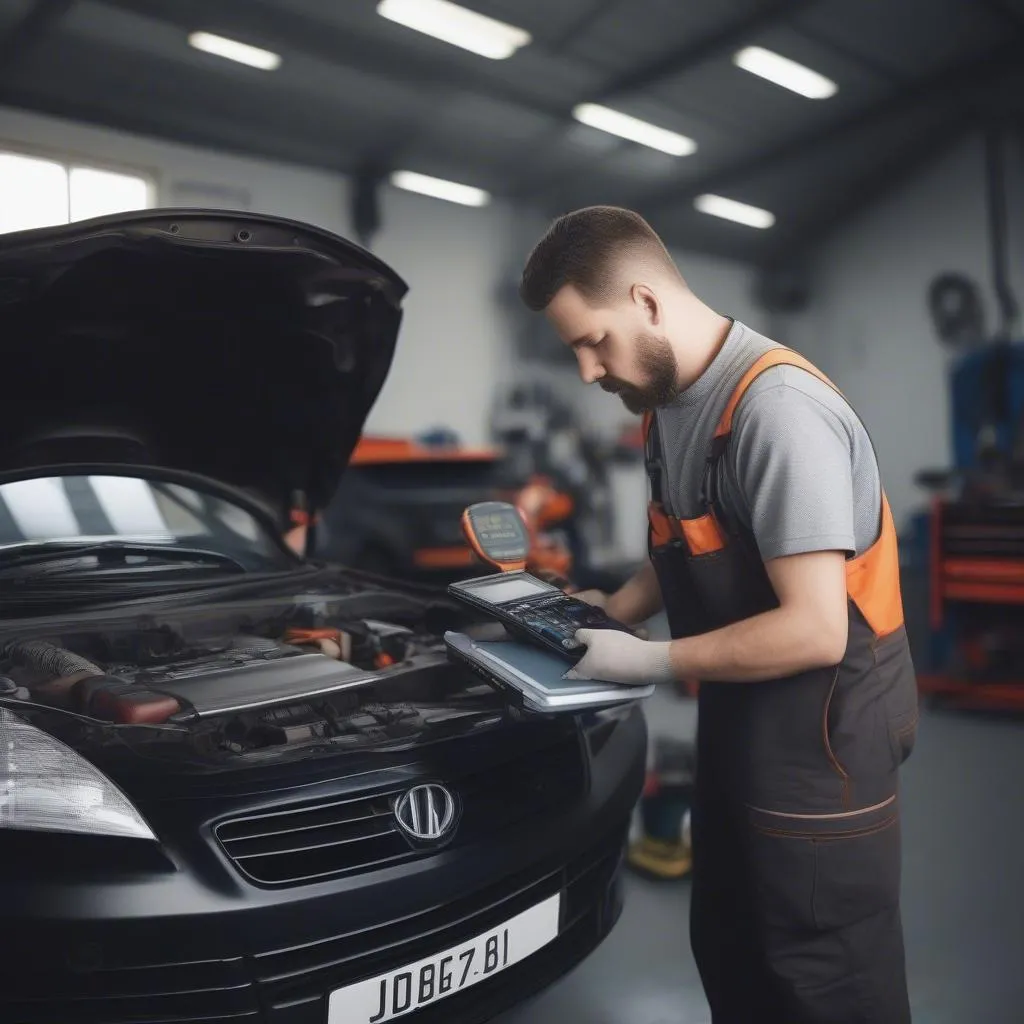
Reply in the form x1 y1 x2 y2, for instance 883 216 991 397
393 783 457 842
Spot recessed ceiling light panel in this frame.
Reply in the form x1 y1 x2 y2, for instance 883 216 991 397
733 45 837 99
572 103 697 157
188 31 281 71
377 0 531 60
694 193 775 229
390 170 491 207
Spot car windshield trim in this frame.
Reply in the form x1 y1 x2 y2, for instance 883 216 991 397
0 541 249 576
0 475 295 574
0 535 187 553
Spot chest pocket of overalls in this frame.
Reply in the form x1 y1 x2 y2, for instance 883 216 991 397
645 416 779 640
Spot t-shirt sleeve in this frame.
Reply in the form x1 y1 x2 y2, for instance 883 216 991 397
730 378 856 561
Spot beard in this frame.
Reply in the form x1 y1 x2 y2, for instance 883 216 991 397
600 332 680 414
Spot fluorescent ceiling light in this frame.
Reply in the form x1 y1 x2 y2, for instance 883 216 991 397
733 45 836 99
572 103 697 157
694 194 775 230
390 170 490 207
376 0 531 60
188 31 281 71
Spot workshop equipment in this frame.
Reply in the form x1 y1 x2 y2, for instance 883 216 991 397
627 737 694 880
490 380 643 591
921 499 1024 710
916 124 1024 711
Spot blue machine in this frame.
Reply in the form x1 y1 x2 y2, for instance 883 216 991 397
950 342 1024 474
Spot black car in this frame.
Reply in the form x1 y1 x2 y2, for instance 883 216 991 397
0 211 647 1024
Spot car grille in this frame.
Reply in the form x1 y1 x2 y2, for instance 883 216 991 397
215 734 586 886
1 829 625 1024
255 827 627 1022
0 954 262 1024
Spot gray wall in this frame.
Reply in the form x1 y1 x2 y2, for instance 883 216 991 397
780 132 1024 531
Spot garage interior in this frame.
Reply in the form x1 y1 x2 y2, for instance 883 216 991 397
1 0 1023 1022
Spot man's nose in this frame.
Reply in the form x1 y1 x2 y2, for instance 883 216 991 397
577 350 604 385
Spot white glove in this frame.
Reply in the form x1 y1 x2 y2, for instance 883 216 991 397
563 628 674 686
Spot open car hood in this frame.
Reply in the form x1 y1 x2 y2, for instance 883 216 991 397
0 210 408 522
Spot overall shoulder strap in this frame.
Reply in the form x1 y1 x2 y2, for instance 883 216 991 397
641 410 666 504
713 347 842 441
701 347 843 538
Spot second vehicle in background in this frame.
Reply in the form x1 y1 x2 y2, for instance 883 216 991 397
313 435 575 585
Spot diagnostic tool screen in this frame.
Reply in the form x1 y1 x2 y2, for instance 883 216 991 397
471 575 552 605
467 505 528 564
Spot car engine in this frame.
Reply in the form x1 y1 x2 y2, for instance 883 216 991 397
0 596 507 762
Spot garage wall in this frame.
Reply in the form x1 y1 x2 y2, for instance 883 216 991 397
367 186 518 447
0 105 352 233
780 133 1024 531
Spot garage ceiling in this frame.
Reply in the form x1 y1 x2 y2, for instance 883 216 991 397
1 0 1023 265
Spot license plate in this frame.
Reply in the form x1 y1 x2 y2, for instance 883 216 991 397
327 893 561 1023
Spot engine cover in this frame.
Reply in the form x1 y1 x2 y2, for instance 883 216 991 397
101 638 376 722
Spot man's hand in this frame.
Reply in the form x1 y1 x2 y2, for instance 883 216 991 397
571 589 650 638
606 560 664 625
564 628 673 686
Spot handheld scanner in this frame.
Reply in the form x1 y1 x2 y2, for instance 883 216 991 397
461 501 530 572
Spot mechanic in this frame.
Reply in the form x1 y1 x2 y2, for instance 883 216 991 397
518 206 917 1024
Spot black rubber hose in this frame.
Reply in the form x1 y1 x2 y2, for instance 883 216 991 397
985 124 1020 341
1 639 102 678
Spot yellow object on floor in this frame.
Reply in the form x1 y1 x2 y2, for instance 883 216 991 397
627 835 692 880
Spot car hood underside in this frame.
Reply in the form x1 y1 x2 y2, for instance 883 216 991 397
0 210 408 523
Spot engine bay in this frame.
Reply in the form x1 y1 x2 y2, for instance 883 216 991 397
0 591 509 763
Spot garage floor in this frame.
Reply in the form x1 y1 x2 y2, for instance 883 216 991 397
497 686 1024 1024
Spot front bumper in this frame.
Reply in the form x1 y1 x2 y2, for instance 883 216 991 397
0 705 645 1023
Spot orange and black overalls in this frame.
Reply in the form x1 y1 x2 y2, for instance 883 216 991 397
643 349 918 1023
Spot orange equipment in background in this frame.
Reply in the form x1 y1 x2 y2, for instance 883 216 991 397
348 436 504 467
918 497 1024 711
514 474 575 583
324 435 576 583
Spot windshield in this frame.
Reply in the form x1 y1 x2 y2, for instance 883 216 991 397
0 476 293 572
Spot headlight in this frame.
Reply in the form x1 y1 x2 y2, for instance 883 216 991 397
0 707 156 841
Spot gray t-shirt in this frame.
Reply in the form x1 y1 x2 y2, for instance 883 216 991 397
651 320 881 560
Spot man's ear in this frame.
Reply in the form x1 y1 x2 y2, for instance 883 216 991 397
631 284 661 326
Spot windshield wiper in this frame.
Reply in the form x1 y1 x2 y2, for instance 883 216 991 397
0 542 247 576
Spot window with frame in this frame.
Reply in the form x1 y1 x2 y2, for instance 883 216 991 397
0 149 152 235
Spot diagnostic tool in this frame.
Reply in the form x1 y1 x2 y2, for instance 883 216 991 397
461 501 531 572
450 501 635 661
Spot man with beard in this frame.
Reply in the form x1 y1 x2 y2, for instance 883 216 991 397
518 206 916 1024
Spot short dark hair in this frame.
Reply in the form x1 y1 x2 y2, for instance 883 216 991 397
519 205 679 312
